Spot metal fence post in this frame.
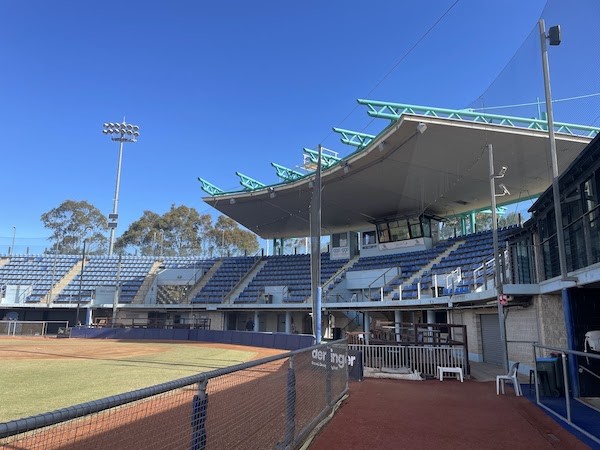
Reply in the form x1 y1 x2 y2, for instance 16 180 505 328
326 346 332 406
561 352 571 423
191 379 208 450
282 356 296 449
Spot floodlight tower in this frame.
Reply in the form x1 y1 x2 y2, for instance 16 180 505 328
102 121 140 255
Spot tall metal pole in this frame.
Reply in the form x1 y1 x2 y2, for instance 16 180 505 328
111 254 122 327
489 144 509 372
76 238 87 327
310 145 322 343
539 19 568 280
108 140 125 256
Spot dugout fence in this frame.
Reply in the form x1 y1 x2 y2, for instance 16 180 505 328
0 339 348 450
0 320 68 337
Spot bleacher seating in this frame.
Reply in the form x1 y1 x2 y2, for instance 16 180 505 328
0 227 518 306
192 256 259 303
161 256 216 271
398 227 519 299
0 255 80 302
234 253 348 304
56 255 156 303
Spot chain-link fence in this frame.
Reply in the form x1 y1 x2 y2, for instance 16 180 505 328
0 340 348 450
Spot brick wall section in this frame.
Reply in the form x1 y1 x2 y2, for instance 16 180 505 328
536 293 567 350
506 302 539 367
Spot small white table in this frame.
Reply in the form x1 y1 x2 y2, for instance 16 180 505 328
438 366 464 382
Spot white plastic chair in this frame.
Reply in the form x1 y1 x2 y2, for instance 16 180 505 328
496 362 521 396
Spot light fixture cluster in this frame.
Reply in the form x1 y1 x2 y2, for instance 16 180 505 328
102 122 140 141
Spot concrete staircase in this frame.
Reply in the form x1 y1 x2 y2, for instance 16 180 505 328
132 260 165 304
45 259 86 303
322 255 360 302
226 258 267 303
182 259 224 303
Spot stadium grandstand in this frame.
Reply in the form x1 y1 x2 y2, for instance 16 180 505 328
2 101 600 389
2 2 600 420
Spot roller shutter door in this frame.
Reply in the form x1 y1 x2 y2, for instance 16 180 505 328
480 314 503 365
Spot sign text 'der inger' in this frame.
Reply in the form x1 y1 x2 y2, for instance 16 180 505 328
311 348 356 369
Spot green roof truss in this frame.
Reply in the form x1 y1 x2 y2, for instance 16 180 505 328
332 128 376 148
357 99 600 138
236 172 266 191
303 148 340 168
271 162 305 181
198 177 224 196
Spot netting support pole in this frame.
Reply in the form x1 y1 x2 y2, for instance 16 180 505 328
191 379 208 450
282 356 296 449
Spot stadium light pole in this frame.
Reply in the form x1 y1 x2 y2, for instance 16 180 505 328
102 120 140 256
489 144 510 372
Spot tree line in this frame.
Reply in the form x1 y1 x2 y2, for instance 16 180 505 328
41 200 259 257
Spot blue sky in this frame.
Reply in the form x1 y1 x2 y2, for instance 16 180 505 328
3 0 597 252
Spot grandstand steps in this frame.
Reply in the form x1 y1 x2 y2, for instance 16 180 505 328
323 255 359 292
387 240 464 301
226 258 267 303
332 310 362 333
46 258 86 303
183 259 224 303
132 260 165 304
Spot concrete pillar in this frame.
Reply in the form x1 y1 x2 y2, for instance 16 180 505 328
460 216 467 236
364 311 370 344
394 310 401 342
285 311 292 334
254 311 260 332
426 310 436 324
85 308 93 326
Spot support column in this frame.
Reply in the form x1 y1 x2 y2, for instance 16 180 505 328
470 211 476 233
254 311 259 332
394 310 401 342
285 311 292 334
562 289 580 397
426 310 436 324
460 216 467 236
85 308 93 327
364 312 370 344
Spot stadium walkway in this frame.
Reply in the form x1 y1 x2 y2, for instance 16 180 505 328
308 366 595 450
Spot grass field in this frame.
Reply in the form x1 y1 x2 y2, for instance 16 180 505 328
0 337 281 422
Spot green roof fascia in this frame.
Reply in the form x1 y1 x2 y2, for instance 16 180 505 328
271 162 306 181
235 172 266 191
302 148 340 168
198 177 225 196
331 128 376 148
357 99 600 138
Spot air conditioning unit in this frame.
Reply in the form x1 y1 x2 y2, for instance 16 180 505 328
585 330 600 352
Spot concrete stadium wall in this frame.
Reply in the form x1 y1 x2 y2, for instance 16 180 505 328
70 327 314 351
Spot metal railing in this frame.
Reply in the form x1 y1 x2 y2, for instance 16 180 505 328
532 343 600 446
349 343 467 378
367 266 401 300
